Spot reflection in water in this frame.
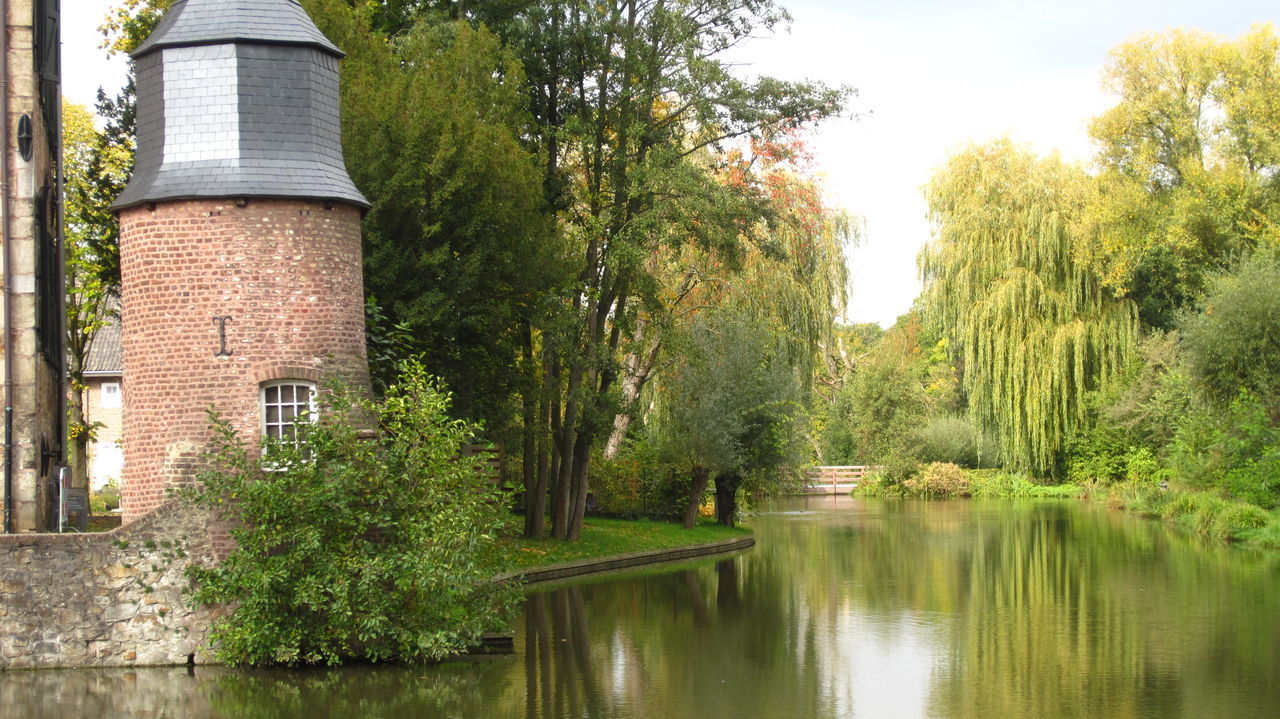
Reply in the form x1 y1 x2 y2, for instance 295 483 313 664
5 497 1279 718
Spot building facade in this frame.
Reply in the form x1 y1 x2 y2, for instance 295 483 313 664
1 0 64 533
112 0 370 521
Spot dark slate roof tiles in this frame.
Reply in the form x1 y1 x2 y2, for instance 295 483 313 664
134 0 341 58
113 0 367 211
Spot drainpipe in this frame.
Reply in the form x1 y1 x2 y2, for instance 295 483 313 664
2 0 13 534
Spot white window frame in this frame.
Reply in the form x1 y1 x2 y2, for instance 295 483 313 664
259 380 317 451
100 381 121 409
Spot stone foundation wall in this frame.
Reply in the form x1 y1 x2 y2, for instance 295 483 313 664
0 499 220 669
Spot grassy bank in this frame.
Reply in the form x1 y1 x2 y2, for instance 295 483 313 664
496 518 751 571
1082 480 1280 548
854 464 1280 549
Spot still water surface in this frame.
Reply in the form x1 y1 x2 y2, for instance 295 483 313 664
6 497 1280 718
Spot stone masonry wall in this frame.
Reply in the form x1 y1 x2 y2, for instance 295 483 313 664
3 0 63 532
117 198 368 520
0 498 219 668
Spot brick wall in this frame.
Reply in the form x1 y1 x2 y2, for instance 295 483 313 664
116 198 369 521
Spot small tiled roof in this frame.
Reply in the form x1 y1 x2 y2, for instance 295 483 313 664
84 318 122 376
112 0 368 211
133 0 341 58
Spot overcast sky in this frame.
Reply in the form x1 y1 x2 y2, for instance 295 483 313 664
61 0 1279 326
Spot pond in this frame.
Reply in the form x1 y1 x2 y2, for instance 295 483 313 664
4 496 1279 718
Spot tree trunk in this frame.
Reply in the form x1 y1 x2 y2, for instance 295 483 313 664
566 432 592 541
714 472 742 527
683 465 709 529
67 382 90 492
521 322 546 538
603 317 661 460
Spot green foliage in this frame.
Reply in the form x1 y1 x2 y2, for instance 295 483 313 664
1180 251 1280 419
903 462 970 498
921 139 1139 478
338 14 562 430
589 449 686 522
90 478 121 514
1092 479 1279 543
820 316 933 465
1167 391 1280 508
181 362 517 666
649 310 808 482
1087 26 1280 327
913 415 996 468
967 470 1082 499
363 297 415 397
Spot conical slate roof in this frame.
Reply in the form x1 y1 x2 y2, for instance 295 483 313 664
113 0 367 211
133 0 341 58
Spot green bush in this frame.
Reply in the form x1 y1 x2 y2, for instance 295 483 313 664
590 448 686 521
904 462 970 497
91 478 120 514
1169 391 1280 508
181 361 517 666
913 416 997 468
1180 251 1280 418
968 470 1081 498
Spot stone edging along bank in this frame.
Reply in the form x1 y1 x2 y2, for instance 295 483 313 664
493 535 756 586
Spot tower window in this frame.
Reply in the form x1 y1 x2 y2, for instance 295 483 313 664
260 381 316 445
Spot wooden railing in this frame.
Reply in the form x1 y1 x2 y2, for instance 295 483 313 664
800 465 871 495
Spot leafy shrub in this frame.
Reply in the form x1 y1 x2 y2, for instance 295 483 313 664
181 361 517 666
855 469 907 497
903 462 970 497
590 448 686 522
91 477 120 514
1180 251 1280 418
1169 391 1280 508
913 416 997 468
967 470 1082 498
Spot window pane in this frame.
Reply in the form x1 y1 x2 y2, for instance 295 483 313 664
281 385 294 404
266 406 279 424
265 386 278 403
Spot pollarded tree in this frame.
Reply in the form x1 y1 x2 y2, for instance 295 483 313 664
921 140 1138 478
648 309 807 527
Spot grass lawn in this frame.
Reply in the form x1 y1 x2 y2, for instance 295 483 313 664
496 517 751 571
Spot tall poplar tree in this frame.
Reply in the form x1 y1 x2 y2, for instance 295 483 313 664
921 140 1138 477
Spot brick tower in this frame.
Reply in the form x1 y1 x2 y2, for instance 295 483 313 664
112 0 370 521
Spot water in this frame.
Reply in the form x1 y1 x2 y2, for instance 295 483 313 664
5 496 1279 718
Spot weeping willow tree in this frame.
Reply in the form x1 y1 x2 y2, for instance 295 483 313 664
920 140 1138 477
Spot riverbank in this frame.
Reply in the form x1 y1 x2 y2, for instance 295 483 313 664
856 466 1280 550
1080 480 1280 549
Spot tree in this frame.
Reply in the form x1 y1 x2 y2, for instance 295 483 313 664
63 100 129 490
921 140 1138 478
602 131 853 461
1087 25 1280 328
338 16 563 430
506 0 848 538
648 309 806 527
1180 251 1280 422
